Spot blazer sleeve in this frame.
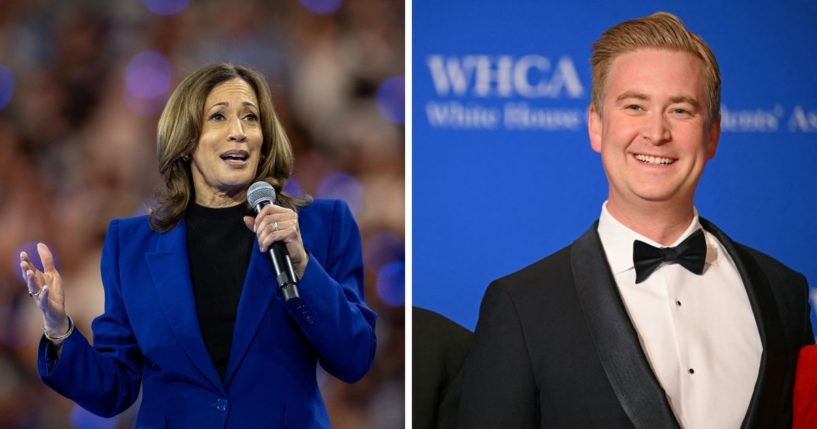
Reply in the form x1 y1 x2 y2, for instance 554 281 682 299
37 219 143 417
457 280 538 429
288 200 377 382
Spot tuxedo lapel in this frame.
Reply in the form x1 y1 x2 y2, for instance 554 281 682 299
699 219 786 429
224 243 278 385
145 220 224 393
570 223 681 429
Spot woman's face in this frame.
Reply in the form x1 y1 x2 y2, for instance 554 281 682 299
190 78 264 207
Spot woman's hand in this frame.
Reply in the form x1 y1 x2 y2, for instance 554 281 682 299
19 243 69 337
244 205 309 278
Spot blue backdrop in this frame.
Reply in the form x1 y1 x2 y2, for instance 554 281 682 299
412 0 817 332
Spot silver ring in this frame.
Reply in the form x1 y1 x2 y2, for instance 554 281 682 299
273 222 279 231
30 289 42 298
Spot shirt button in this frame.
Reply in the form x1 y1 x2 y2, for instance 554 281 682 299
688 368 695 374
215 398 229 412
676 300 682 307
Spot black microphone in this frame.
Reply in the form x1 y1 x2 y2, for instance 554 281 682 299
247 181 300 303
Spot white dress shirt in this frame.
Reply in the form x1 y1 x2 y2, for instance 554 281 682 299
597 203 762 429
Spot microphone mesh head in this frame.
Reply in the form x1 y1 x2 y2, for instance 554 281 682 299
247 181 276 208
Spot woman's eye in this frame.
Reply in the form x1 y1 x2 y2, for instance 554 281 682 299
209 113 225 121
244 113 259 121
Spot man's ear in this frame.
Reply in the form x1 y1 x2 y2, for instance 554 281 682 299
588 105 602 153
706 114 721 160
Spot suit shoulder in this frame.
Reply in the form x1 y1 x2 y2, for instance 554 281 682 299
736 243 806 284
298 199 353 223
701 217 805 283
106 215 152 237
299 198 348 214
413 307 472 342
489 245 573 297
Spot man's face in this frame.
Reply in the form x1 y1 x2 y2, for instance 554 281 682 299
588 48 720 216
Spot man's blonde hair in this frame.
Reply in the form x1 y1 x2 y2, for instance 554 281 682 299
591 12 720 124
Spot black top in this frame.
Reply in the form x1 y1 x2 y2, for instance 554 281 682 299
186 202 254 381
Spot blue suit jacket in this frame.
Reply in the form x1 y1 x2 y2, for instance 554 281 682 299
37 199 377 428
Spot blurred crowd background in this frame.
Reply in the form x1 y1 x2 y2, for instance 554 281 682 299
0 0 405 427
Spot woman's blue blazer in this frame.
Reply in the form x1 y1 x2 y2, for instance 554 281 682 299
37 199 377 428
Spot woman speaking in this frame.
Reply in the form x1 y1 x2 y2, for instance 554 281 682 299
18 64 376 428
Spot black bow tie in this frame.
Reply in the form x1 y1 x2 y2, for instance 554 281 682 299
633 229 707 284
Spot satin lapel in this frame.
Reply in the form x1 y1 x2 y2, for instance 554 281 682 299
699 219 786 429
145 220 224 393
570 223 681 429
224 243 278 385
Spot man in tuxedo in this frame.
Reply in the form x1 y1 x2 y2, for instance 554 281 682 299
458 12 814 429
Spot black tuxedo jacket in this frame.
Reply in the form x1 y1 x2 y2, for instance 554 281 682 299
413 307 473 429
458 219 814 429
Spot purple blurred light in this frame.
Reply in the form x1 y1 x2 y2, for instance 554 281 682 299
70 405 119 429
376 261 404 307
299 0 343 15
283 177 304 198
124 51 172 115
126 51 171 98
375 75 404 124
144 0 190 16
13 241 60 284
316 173 364 213
364 232 404 273
0 66 15 109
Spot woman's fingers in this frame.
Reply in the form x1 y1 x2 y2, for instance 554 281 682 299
38 242 56 273
247 206 308 277
35 242 63 301
20 244 67 325
243 216 256 232
258 219 299 251
20 252 43 295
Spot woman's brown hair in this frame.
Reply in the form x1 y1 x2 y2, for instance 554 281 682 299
149 63 304 232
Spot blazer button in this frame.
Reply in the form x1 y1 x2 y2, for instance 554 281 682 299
215 398 229 412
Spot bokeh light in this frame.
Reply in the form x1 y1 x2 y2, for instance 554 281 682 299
143 0 190 16
0 66 15 109
317 173 364 213
299 0 343 15
284 177 304 199
376 261 404 307
124 51 172 116
364 231 404 273
375 75 404 124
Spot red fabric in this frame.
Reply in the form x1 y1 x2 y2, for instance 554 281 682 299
794 345 817 429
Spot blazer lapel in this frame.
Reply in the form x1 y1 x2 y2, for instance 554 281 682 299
570 223 681 429
223 243 278 385
699 219 786 429
145 220 224 393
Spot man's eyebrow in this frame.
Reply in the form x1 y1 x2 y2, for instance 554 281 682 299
668 95 700 109
615 91 649 102
614 92 701 109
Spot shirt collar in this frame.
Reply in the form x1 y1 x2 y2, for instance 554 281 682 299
597 202 708 275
